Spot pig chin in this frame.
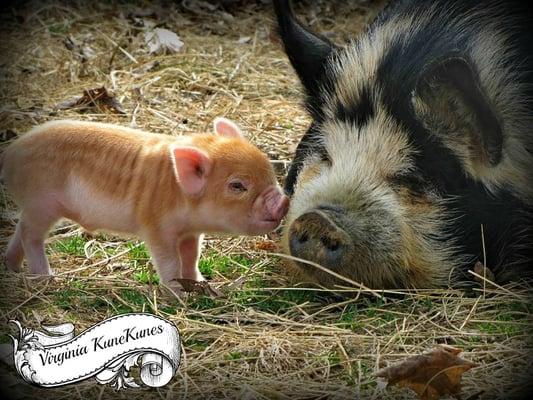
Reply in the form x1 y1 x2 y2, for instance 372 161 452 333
246 217 283 235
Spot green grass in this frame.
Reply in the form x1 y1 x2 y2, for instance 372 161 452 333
161 305 177 315
53 280 152 315
229 287 319 314
224 351 243 361
472 301 531 336
337 303 362 330
188 296 219 311
127 242 150 264
475 314 529 336
51 235 87 257
184 338 212 352
198 254 253 279
47 22 70 35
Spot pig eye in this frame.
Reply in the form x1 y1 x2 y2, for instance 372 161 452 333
229 180 247 193
390 173 429 195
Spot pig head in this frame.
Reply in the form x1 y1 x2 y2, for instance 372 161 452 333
172 117 289 236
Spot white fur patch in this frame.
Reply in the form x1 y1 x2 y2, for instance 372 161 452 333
64 175 138 233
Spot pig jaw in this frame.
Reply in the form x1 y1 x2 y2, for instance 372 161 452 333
248 185 290 234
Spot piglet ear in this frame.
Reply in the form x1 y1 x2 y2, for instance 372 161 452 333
213 117 244 139
170 146 212 196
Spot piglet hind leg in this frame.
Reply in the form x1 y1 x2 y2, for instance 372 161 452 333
19 209 60 276
178 234 204 281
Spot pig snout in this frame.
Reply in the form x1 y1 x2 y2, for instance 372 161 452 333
251 185 290 233
263 185 290 221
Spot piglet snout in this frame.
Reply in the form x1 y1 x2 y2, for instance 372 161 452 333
265 186 290 222
258 185 290 222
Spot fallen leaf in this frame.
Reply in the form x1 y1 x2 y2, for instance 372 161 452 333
375 345 477 400
253 239 279 252
238 36 252 44
473 261 496 283
144 28 184 54
176 279 223 298
63 35 96 62
55 87 126 114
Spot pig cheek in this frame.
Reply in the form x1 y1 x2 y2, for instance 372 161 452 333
217 195 256 232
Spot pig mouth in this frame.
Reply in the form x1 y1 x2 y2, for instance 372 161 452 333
249 189 290 234
248 217 283 234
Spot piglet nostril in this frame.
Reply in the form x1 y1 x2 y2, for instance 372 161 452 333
299 232 309 243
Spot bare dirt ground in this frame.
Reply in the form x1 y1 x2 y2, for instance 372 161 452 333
0 1 531 399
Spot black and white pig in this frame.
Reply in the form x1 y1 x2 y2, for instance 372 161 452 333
274 0 533 288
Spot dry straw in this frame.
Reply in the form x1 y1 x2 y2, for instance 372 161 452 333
0 1 531 399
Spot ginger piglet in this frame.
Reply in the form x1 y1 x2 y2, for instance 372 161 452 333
1 118 289 293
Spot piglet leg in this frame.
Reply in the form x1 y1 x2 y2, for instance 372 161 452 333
143 231 182 293
19 211 57 275
178 234 204 281
6 222 24 272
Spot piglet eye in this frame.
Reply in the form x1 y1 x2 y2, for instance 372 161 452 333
229 180 247 193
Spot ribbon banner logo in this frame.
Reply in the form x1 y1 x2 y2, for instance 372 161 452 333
9 313 181 389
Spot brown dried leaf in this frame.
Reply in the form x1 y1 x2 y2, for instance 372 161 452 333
55 87 126 114
253 239 279 252
375 345 477 400
473 261 496 283
176 279 223 298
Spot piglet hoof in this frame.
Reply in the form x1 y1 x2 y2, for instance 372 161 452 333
163 281 190 301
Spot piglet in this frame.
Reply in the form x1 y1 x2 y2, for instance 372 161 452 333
1 118 289 292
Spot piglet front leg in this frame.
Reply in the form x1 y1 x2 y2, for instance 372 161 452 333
178 234 204 281
143 230 184 296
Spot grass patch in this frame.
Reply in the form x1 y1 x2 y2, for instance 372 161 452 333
51 235 86 257
230 288 319 314
224 351 243 361
115 288 152 314
199 253 253 279
128 242 159 284
52 281 151 315
127 242 150 264
133 265 159 285
184 338 212 352
188 296 219 311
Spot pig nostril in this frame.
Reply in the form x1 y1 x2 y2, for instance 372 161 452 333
321 237 340 252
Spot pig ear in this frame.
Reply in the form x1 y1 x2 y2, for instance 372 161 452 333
413 57 503 166
170 146 212 196
273 0 335 98
213 117 244 139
